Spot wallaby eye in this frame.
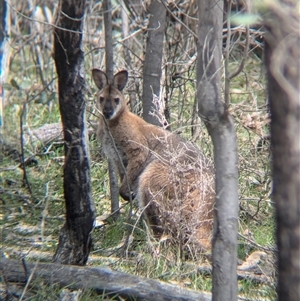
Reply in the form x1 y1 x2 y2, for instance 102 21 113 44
115 98 120 105
99 97 104 103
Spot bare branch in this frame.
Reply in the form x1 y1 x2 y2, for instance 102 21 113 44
160 0 198 40
229 27 250 80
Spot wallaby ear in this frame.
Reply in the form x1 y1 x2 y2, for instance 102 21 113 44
92 69 108 90
113 70 128 91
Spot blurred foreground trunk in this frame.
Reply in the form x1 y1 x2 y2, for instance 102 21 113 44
263 1 300 300
52 0 95 265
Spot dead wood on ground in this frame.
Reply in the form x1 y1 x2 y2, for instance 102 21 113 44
0 258 211 301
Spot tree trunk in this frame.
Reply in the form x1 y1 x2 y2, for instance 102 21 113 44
263 2 300 301
142 0 166 126
103 0 114 80
103 0 120 217
0 0 10 129
121 0 137 111
52 0 95 265
197 1 239 301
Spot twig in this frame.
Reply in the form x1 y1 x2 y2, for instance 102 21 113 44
19 103 33 197
8 3 83 35
224 1 250 109
224 0 232 110
229 24 250 80
101 201 130 222
182 261 273 286
21 258 29 281
238 233 277 253
0 188 31 205
19 258 40 301
39 182 50 242
250 197 263 220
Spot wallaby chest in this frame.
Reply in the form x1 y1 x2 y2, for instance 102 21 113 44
98 117 128 175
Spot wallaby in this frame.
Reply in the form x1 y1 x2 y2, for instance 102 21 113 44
92 69 215 253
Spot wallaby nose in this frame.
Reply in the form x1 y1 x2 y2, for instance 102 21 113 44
103 102 114 119
103 108 113 119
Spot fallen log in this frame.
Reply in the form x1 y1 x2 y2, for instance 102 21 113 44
0 258 211 301
1 248 274 286
1 122 97 165
24 122 65 146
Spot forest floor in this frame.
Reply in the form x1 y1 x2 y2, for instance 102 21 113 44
1 91 277 300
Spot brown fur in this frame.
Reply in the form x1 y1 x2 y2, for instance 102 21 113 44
92 69 215 253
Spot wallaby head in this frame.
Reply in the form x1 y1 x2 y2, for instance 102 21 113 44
92 69 128 120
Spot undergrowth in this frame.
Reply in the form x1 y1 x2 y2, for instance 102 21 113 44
1 55 276 300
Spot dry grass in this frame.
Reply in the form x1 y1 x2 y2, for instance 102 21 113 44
137 136 215 259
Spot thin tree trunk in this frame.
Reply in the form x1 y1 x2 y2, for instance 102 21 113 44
197 1 238 300
103 0 114 79
103 0 120 217
121 0 137 111
142 0 166 126
121 0 130 65
0 0 10 130
52 0 95 265
263 2 300 300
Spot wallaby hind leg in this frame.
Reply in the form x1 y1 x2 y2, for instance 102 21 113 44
137 161 173 237
138 159 214 252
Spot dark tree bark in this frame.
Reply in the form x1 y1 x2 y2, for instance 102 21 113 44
103 0 120 217
197 1 239 300
142 0 166 126
0 0 9 130
263 2 300 301
52 0 95 265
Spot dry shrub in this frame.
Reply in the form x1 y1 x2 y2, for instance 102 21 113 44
138 134 215 259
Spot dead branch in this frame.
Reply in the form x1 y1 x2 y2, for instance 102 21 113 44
19 103 33 197
1 123 96 163
0 258 211 301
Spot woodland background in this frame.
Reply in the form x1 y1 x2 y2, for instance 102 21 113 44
1 0 299 300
